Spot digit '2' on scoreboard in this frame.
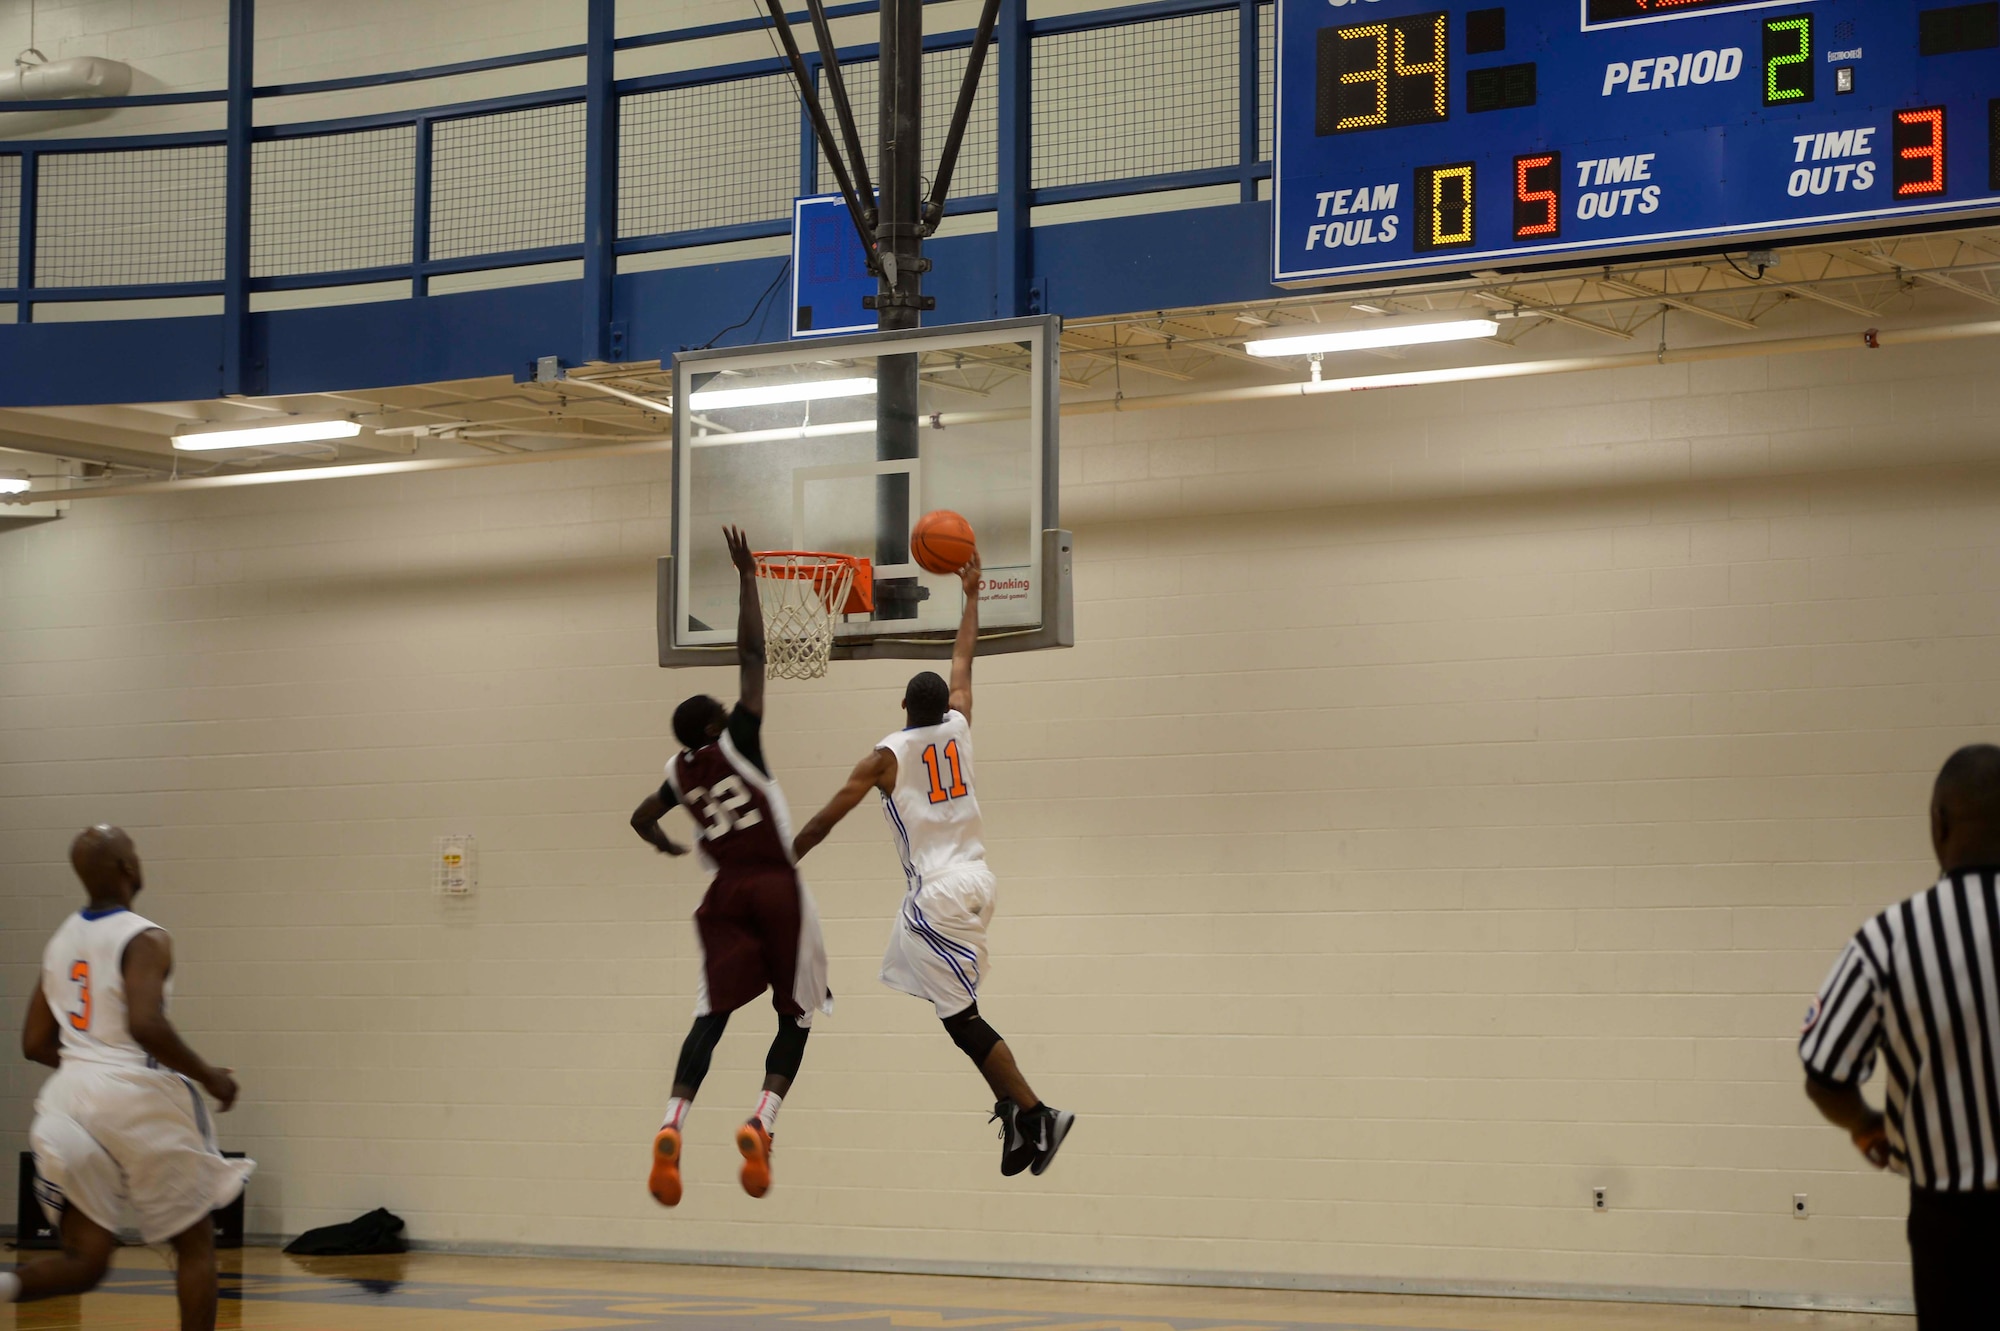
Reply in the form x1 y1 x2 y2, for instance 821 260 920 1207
1272 0 2000 285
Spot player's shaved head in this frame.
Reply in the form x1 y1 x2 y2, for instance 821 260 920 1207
674 695 728 750
70 824 142 903
903 671 949 727
1931 745 2000 871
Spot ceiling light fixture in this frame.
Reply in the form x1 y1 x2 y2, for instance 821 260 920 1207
174 419 363 451
0 472 30 494
1244 317 1499 357
686 377 876 410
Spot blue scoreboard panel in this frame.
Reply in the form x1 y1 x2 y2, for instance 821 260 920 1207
1272 0 2000 285
791 195 876 339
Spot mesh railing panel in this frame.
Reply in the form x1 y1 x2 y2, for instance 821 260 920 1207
621 74 797 238
253 127 415 278
1259 2 1274 162
430 101 585 261
816 45 997 200
0 155 19 288
36 145 226 287
1032 11 1238 189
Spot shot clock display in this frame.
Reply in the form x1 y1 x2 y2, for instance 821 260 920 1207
1274 0 2000 285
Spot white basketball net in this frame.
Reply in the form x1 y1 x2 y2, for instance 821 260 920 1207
755 552 858 680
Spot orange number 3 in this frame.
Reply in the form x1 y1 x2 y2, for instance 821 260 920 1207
920 741 969 804
67 960 91 1032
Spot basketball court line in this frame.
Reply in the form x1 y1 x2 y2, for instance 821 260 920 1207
4 1253 1904 1331
76 1269 1471 1331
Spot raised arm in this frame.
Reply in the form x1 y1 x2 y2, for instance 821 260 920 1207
21 981 58 1068
725 525 766 716
793 748 897 861
124 930 238 1110
630 790 688 856
948 553 981 723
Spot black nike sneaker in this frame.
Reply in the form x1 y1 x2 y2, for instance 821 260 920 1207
991 1099 1038 1176
1023 1104 1075 1176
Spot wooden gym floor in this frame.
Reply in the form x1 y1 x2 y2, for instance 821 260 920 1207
2 1248 1909 1330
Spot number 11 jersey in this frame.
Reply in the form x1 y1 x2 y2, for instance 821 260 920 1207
877 709 985 884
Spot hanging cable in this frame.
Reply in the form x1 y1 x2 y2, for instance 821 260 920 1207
698 257 792 350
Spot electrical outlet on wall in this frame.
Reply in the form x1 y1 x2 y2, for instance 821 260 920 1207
1592 1186 1607 1211
1793 1193 1809 1218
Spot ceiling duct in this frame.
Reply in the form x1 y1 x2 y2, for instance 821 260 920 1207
0 54 133 101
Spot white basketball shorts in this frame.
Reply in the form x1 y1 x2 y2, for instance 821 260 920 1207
881 861 996 1019
30 1064 254 1244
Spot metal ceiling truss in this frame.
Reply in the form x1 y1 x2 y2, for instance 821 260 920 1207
1064 225 2000 380
6 225 2000 493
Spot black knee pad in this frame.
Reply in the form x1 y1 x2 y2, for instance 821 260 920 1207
765 1015 812 1082
674 1012 730 1091
941 1003 1002 1067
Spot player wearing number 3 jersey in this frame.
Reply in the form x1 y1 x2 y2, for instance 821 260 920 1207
794 552 1074 1178
9 826 250 1330
629 526 832 1207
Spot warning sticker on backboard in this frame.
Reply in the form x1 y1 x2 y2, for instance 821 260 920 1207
979 566 1033 609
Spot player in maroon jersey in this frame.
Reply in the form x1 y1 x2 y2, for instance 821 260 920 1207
628 525 831 1205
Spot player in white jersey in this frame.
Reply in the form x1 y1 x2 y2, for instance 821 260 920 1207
794 554 1074 1177
5 826 251 1331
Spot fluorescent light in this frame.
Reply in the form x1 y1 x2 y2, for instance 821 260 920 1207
1244 317 1499 357
175 420 363 451
689 419 879 448
0 473 29 494
688 377 876 410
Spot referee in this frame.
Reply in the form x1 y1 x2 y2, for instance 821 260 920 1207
1801 744 2000 1326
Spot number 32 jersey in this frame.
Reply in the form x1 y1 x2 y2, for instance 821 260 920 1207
877 709 985 884
661 704 799 878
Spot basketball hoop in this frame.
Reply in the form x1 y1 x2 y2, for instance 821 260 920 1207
752 551 874 679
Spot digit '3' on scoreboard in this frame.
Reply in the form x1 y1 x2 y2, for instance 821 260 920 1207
1273 0 2000 286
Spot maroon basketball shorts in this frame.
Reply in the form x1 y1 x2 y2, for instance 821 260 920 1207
693 869 819 1019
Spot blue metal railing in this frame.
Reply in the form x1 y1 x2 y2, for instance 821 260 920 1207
0 0 1271 349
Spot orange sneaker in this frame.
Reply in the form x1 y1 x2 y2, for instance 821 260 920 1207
736 1121 773 1198
648 1126 683 1207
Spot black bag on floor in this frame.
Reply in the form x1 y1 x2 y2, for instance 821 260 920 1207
281 1207 408 1255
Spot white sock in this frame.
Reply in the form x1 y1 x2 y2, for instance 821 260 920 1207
1 1271 20 1302
661 1097 690 1132
752 1090 783 1133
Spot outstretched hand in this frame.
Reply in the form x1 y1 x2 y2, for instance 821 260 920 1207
724 525 756 577
957 551 982 598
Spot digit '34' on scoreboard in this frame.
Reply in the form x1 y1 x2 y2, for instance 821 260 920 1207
1272 0 2000 285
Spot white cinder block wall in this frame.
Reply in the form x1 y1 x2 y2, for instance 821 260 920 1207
8 335 1998 1309
0 0 1990 1312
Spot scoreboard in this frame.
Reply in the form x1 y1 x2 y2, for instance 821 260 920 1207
1272 0 2000 285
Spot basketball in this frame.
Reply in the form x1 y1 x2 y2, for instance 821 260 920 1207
910 510 977 575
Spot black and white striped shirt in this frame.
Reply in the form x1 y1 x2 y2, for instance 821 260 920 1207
1801 868 2000 1191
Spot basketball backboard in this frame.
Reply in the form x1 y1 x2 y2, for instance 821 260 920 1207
658 315 1071 666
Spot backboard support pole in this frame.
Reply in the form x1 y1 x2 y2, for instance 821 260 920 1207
872 0 932 621
221 0 255 395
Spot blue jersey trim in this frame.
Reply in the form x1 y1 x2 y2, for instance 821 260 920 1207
881 794 920 888
79 906 129 921
905 911 978 997
909 901 979 963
